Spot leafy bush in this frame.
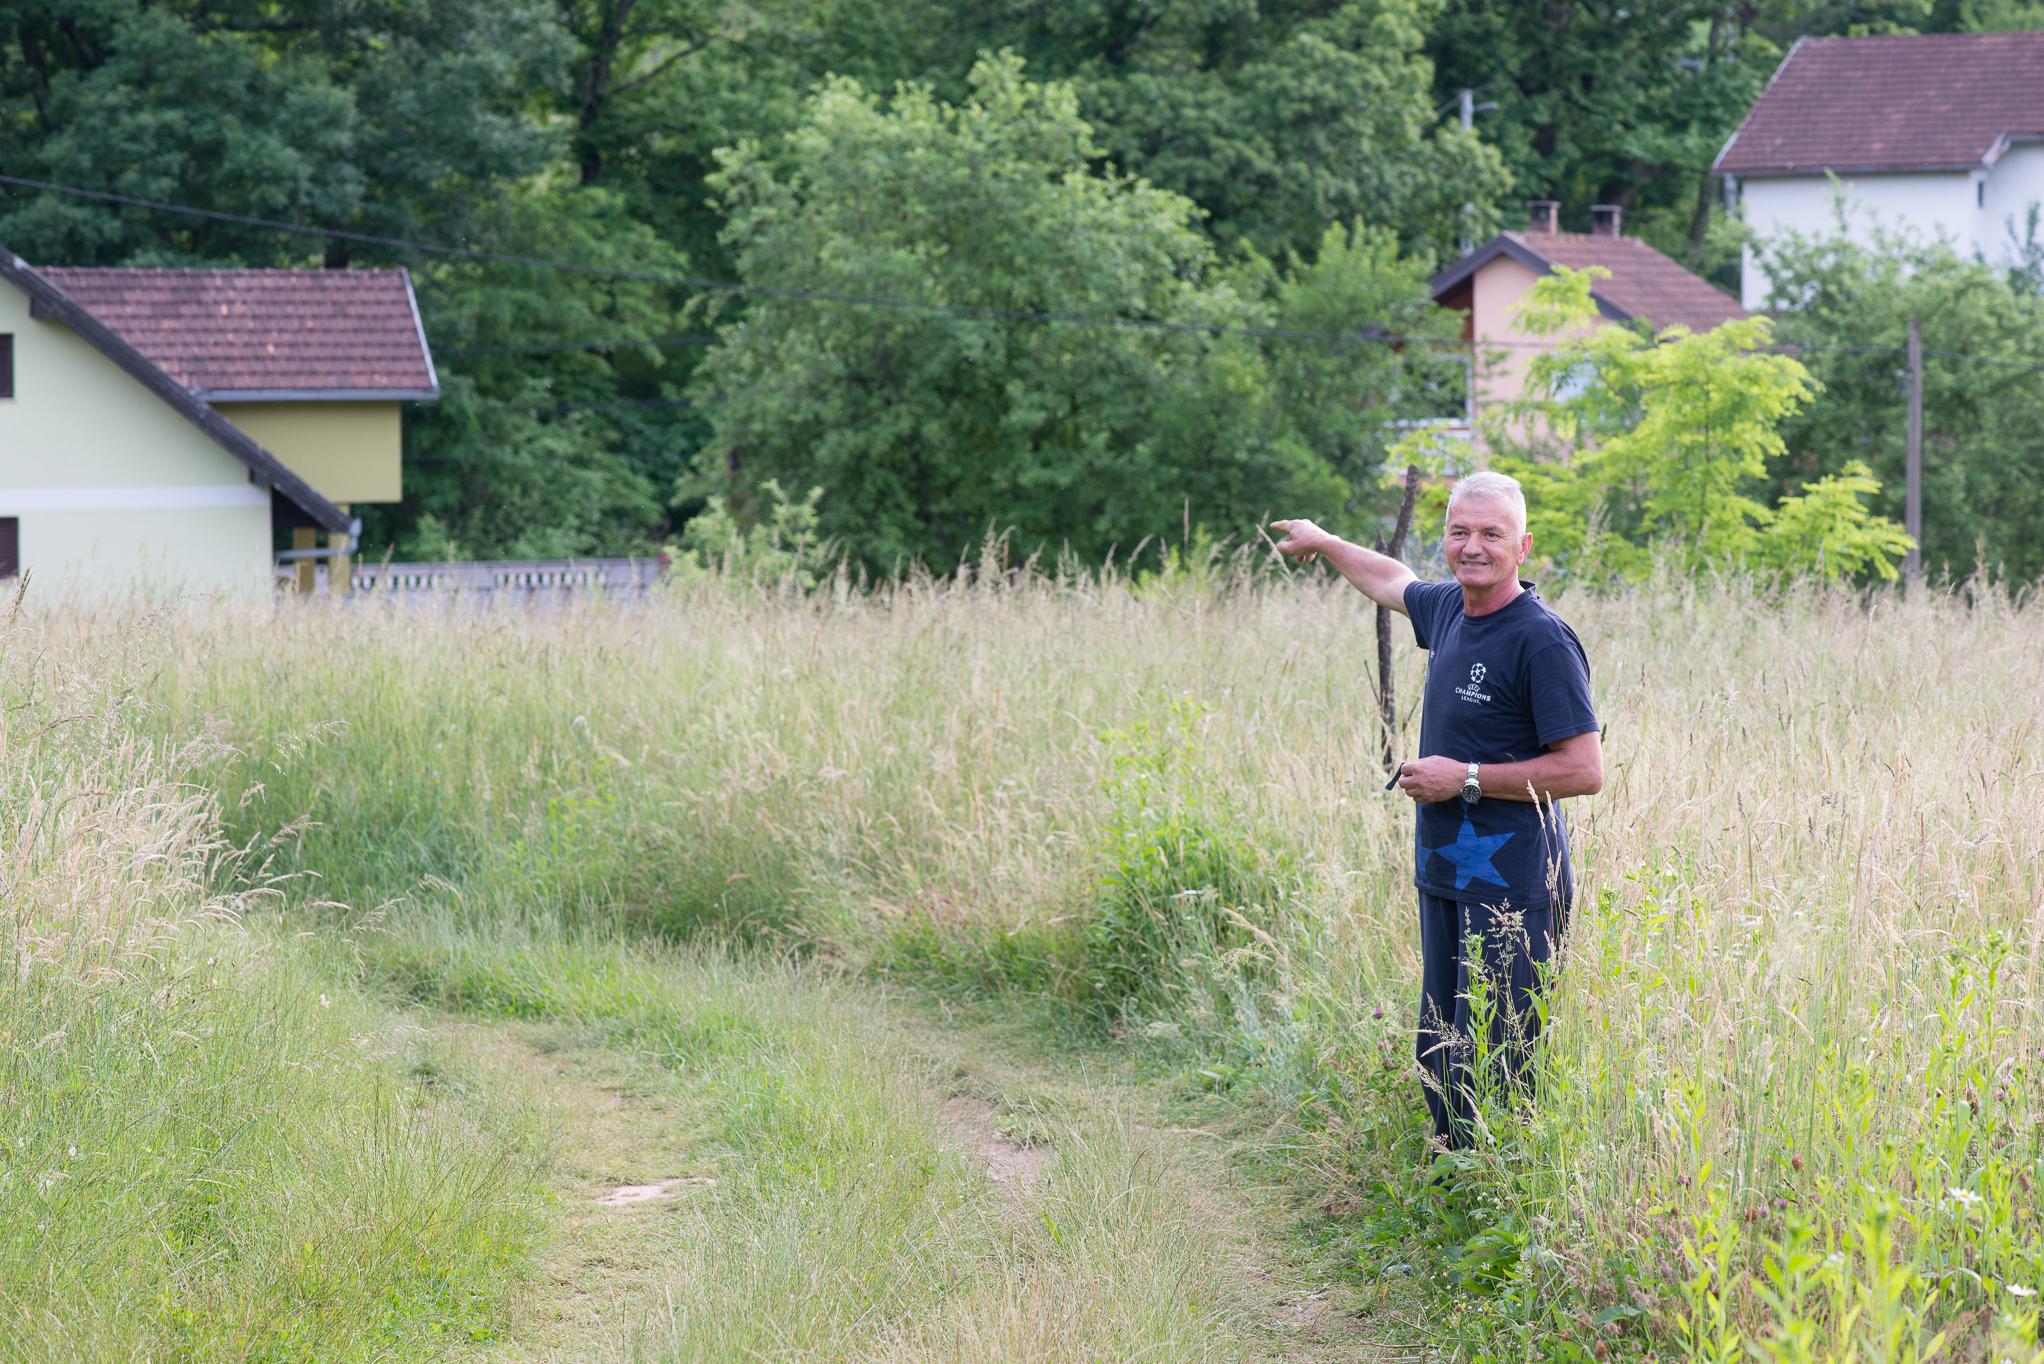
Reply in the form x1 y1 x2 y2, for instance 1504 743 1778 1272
1083 695 1295 1021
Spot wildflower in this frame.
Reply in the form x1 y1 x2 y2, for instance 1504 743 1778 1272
2009 1284 2036 1299
1790 1152 1804 1172
1945 1186 1983 1210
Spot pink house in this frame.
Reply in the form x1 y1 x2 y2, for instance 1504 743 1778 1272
1429 201 1747 447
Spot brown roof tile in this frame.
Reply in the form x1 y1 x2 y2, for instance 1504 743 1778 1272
1714 32 2044 175
38 267 437 397
1504 230 1747 333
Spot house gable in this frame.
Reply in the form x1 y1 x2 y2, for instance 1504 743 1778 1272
0 278 278 592
1431 231 1744 335
0 246 348 532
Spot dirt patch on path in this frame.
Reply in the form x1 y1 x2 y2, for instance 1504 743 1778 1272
592 1175 716 1207
936 1095 1052 1195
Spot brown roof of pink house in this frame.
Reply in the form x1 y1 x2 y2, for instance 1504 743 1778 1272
1431 229 1747 334
37 267 438 399
1714 32 2044 175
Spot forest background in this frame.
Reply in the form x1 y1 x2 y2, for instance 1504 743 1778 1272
3 0 2043 580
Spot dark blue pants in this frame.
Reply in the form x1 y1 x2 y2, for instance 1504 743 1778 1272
1416 893 1559 1150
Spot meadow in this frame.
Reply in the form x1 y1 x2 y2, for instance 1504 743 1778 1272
7 558 2040 1360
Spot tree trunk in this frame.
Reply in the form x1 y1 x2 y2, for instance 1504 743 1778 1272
1685 12 1727 266
575 0 635 186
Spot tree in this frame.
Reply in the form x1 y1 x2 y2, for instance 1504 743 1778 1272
1426 0 1775 267
1755 222 2044 582
688 53 1350 573
986 0 1504 262
1262 220 1467 514
1485 266 1911 582
0 0 567 266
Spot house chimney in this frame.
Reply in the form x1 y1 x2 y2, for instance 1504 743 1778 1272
1526 199 1560 234
1590 204 1623 238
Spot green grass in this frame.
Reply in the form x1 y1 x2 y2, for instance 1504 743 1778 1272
354 925 1310 1361
0 933 546 1361
17 562 2044 1359
0 602 544 1361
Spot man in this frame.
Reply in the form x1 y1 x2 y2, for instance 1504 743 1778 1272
1271 471 1602 1152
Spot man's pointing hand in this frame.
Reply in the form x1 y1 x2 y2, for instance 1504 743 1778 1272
1270 518 1327 564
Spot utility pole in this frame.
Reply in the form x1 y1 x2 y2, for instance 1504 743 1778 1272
1906 315 1923 581
1447 88 1497 252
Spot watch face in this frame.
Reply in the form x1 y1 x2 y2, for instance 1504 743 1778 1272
1460 780 1480 804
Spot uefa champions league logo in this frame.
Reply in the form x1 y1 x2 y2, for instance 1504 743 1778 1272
1469 663 1487 685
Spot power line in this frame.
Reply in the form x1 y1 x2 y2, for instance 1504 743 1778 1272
0 172 1514 349
10 173 2043 375
1921 346 2044 375
444 334 720 356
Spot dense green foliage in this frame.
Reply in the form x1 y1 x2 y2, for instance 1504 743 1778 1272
1756 223 2044 582
1483 266 1913 582
689 56 1361 571
0 0 2038 573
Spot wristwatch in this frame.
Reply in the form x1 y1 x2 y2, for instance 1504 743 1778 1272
1460 761 1482 805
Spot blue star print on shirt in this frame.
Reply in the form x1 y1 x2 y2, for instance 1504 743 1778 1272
1422 818 1515 891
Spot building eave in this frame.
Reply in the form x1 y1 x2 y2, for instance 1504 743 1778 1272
401 268 440 398
1720 161 1986 177
0 243 351 534
1430 233 1633 325
1712 37 1805 174
203 387 442 402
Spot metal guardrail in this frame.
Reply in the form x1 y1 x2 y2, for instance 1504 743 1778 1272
277 556 669 598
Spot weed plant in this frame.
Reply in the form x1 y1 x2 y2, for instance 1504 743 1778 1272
115 552 2044 1358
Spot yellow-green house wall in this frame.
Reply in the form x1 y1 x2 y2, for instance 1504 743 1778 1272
0 282 274 595
215 401 402 504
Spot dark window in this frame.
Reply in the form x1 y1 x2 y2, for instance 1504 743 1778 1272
1978 180 1986 209
0 334 12 399
0 519 16 579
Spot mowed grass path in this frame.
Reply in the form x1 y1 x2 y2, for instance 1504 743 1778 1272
367 931 1393 1362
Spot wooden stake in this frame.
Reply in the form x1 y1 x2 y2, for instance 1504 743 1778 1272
1905 315 1923 581
292 526 317 595
1376 465 1421 775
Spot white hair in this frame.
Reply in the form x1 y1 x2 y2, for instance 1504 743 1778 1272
1446 470 1528 536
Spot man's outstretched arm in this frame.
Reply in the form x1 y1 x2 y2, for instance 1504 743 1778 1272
1270 518 1418 614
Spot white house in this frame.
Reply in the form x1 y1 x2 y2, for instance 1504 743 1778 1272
1714 31 2044 310
0 245 436 596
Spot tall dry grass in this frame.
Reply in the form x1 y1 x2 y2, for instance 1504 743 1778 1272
134 558 2044 1357
0 598 544 1360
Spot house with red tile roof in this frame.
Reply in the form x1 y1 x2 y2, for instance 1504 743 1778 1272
0 245 436 594
1713 32 2044 309
1427 201 1747 449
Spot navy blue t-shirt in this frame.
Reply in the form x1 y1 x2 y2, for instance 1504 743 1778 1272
1402 579 1598 909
